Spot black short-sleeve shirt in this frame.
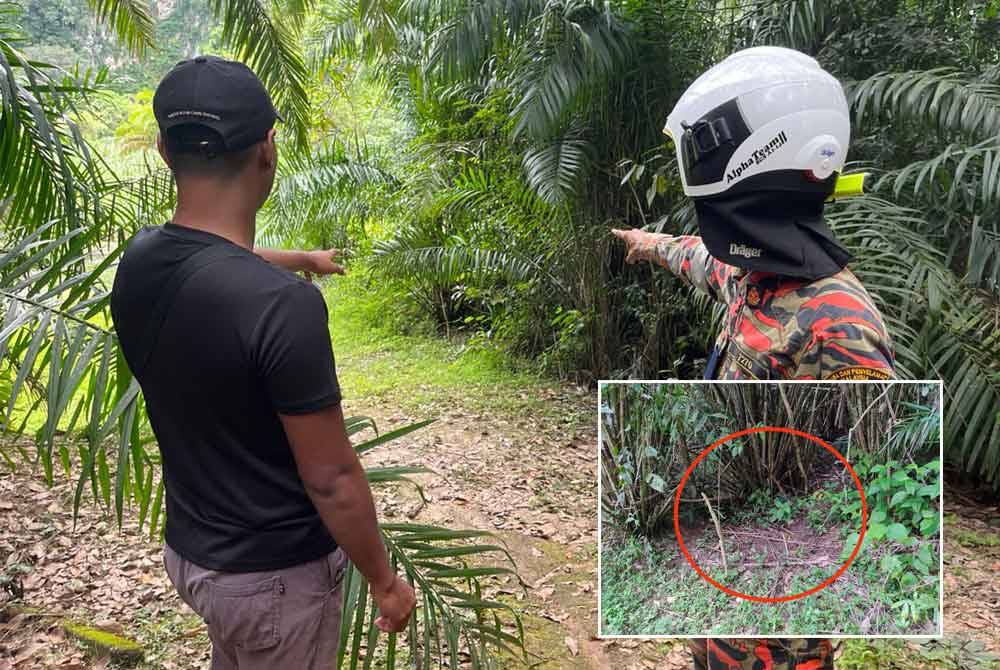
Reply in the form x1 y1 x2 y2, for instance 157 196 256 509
110 223 341 571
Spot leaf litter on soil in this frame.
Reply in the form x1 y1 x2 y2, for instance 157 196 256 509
1 398 998 668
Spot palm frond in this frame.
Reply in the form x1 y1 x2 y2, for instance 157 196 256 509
424 0 543 81
433 164 553 220
210 0 312 150
317 0 408 63
335 422 526 669
931 292 1000 489
739 0 836 53
512 0 631 140
848 68 1000 139
874 138 1000 212
521 131 590 205
272 0 314 30
871 138 1000 293
966 216 1000 294
261 142 397 245
84 0 156 56
373 236 540 286
825 196 1000 488
0 42 98 240
0 223 144 487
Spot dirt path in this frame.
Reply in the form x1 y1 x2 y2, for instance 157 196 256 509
347 396 686 669
1 389 998 669
0 390 686 670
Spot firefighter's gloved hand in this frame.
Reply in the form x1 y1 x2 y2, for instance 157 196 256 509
611 228 666 264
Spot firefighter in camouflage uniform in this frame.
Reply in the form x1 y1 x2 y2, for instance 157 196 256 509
616 231 894 381
613 47 895 669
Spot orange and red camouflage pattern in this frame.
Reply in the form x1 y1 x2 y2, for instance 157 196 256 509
639 234 895 381
633 233 893 668
688 638 835 670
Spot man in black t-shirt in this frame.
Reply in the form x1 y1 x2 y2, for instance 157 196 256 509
110 56 415 669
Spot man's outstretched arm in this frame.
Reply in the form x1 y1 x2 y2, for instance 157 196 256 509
256 248 345 277
281 403 416 633
611 229 734 303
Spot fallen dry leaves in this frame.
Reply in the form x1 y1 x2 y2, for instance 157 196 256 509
942 496 1000 651
0 459 209 670
0 389 998 669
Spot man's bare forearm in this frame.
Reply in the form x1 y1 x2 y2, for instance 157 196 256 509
256 247 308 272
305 460 395 591
282 403 415 630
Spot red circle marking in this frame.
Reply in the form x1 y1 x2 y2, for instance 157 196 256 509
672 426 867 603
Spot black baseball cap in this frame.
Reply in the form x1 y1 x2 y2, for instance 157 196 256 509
153 55 281 153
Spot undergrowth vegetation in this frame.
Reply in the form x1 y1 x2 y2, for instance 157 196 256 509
287 0 1000 494
600 382 939 533
599 382 941 636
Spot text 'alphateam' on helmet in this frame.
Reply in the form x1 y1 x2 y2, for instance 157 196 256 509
663 46 850 198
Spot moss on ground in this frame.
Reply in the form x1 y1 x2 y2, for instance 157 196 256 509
63 621 144 666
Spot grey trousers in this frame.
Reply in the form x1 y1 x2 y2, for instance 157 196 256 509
164 544 347 670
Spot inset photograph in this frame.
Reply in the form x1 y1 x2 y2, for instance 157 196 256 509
598 381 943 637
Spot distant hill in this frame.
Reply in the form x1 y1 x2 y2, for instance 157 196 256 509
19 0 215 91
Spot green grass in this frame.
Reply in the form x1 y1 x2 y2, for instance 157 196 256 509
323 271 582 421
601 485 942 638
601 533 934 636
600 536 862 636
838 639 1000 670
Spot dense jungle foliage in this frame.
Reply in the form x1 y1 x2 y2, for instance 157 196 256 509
290 0 1000 503
3 1 998 496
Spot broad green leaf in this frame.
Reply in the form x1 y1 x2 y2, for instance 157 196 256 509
647 473 667 493
887 523 911 544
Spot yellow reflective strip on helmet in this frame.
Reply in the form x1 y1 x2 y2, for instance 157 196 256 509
828 172 868 201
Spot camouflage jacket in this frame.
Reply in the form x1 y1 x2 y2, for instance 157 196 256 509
690 638 833 670
640 235 895 380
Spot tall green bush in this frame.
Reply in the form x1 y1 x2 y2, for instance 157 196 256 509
312 0 998 491
600 383 941 535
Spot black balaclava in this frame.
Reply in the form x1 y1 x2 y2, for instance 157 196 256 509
693 170 852 280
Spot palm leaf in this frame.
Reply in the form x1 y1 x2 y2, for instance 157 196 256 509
848 68 1000 139
512 0 631 140
325 422 529 669
825 196 1000 488
0 41 96 240
209 0 312 150
84 0 156 56
521 130 590 205
423 0 543 81
261 141 397 245
373 233 541 287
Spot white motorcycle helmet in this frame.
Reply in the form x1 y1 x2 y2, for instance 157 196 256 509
664 46 850 198
663 47 853 279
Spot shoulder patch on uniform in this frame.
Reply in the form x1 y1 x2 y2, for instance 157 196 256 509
827 366 892 381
